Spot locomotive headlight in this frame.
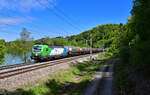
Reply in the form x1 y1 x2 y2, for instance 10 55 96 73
33 52 41 56
35 53 38 56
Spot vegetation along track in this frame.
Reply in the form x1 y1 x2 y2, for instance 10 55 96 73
0 54 97 79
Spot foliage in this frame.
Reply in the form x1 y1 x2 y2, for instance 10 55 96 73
6 40 25 56
5 24 123 63
51 38 66 46
35 37 53 45
114 62 135 95
35 37 67 46
14 61 104 95
6 28 34 63
119 0 150 72
68 24 122 50
0 39 6 64
34 24 122 53
20 28 31 41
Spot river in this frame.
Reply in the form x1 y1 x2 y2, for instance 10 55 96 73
1 52 33 66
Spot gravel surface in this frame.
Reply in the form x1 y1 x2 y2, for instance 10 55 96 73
82 59 115 95
97 64 114 95
0 54 99 91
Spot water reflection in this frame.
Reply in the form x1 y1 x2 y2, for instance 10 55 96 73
2 52 32 66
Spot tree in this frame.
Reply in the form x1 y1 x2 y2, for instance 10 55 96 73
67 24 121 50
52 38 66 46
20 28 30 41
20 28 33 63
0 39 6 64
119 0 150 72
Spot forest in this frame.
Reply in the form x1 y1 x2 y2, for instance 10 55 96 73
0 24 122 64
0 0 150 74
119 0 150 72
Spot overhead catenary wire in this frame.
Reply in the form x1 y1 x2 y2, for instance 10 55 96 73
46 0 83 30
0 11 52 36
0 0 71 38
0 0 81 40
0 12 59 38
0 1 60 37
36 0 82 32
46 0 82 36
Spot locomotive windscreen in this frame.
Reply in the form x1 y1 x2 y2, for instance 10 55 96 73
33 46 42 51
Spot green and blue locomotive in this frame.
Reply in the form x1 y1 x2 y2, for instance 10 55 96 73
31 44 102 61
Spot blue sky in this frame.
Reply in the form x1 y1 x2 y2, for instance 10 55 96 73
0 0 133 41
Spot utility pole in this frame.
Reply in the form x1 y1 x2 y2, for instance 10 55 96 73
65 31 68 46
90 33 93 61
82 38 88 47
86 40 88 47
66 35 68 46
66 38 68 46
66 31 69 52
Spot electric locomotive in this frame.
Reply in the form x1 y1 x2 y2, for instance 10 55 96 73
31 44 102 61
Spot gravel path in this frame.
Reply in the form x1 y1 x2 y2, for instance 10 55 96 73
82 60 114 95
97 64 114 95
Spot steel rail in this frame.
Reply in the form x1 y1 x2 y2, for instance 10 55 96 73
0 62 35 71
0 54 88 70
0 54 94 79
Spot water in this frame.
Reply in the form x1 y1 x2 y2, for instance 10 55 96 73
1 52 32 66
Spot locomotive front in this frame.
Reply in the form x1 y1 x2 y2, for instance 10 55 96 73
31 45 45 60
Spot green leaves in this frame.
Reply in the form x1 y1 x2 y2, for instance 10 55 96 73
0 39 6 64
6 28 34 63
119 0 150 72
68 24 122 49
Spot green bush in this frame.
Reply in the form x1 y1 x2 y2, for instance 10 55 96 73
0 39 6 64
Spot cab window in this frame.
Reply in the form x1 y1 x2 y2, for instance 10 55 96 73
33 46 42 51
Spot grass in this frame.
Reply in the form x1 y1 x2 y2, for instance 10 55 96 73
96 52 118 61
96 52 106 61
11 61 105 95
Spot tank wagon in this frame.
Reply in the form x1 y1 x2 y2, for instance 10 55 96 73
31 44 102 61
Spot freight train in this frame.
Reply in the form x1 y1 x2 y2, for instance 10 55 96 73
31 44 103 61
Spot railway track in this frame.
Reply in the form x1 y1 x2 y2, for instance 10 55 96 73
0 54 96 79
0 62 34 71
0 55 86 71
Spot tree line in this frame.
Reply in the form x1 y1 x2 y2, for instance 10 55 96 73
119 0 150 72
0 24 122 64
1 0 149 73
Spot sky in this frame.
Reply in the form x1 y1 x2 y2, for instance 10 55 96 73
0 0 133 41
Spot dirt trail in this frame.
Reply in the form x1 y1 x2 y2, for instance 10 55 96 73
82 60 114 95
96 64 114 95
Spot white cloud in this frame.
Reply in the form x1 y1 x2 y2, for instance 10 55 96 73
0 0 55 12
0 16 35 27
0 18 24 24
0 17 33 27
0 23 11 27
